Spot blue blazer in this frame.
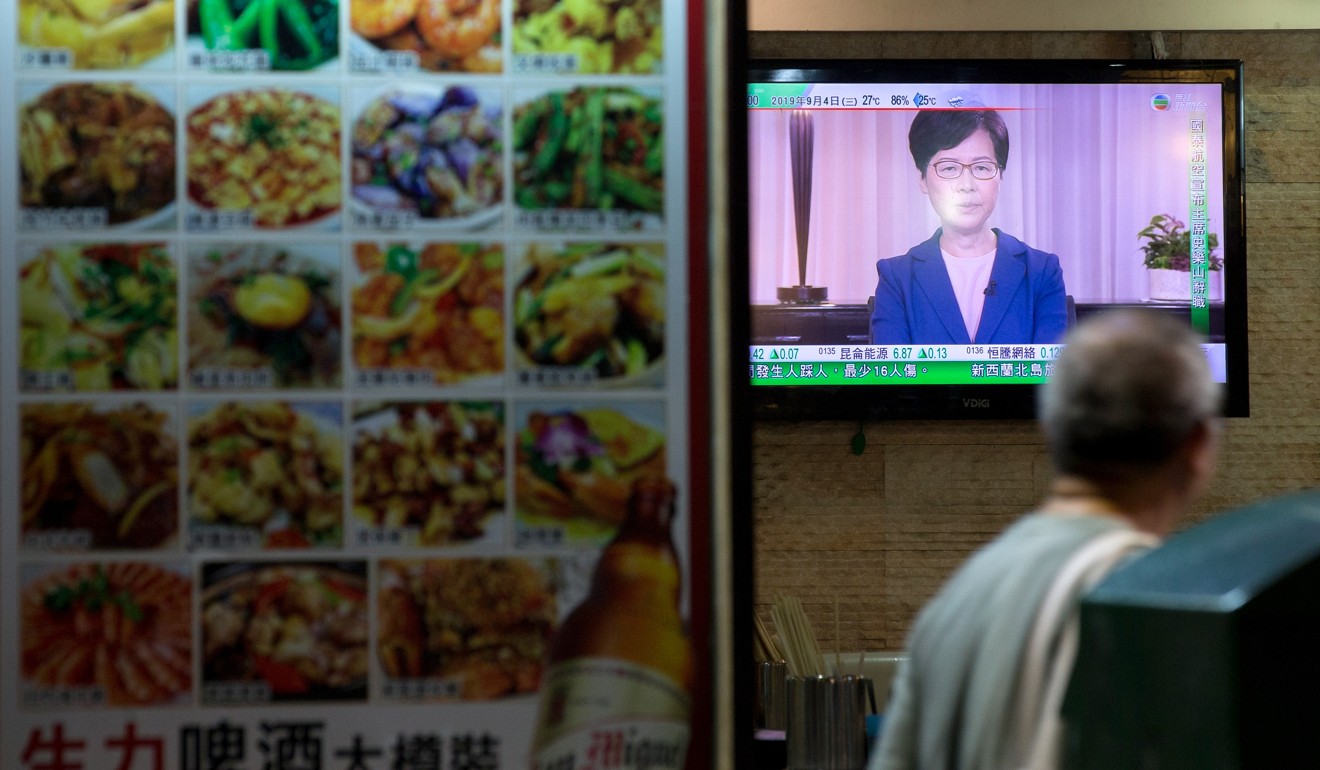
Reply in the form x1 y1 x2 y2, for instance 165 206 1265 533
870 229 1068 345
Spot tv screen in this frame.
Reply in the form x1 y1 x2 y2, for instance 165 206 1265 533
745 59 1248 420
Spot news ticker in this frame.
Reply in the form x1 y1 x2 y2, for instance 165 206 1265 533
749 343 1228 386
747 83 945 110
746 83 1220 115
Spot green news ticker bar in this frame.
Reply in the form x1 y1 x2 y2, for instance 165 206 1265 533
1188 113 1212 336
750 344 1062 385
750 359 1052 386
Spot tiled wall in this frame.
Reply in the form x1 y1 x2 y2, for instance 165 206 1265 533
749 30 1320 653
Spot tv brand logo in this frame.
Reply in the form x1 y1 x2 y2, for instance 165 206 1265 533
1151 94 1171 111
962 398 991 408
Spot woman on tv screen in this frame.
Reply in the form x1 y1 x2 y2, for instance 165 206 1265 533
870 108 1069 345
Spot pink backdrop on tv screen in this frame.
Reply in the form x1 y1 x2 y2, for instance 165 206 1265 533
748 82 1228 306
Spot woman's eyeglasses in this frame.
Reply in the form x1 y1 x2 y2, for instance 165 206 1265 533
930 160 1001 180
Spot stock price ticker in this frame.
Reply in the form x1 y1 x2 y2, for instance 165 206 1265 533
748 344 1066 385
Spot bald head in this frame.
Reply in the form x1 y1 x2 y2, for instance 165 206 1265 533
1038 309 1222 481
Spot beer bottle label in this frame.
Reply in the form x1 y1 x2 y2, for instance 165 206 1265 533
532 657 691 770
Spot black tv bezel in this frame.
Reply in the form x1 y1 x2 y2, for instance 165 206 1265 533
742 58 1249 421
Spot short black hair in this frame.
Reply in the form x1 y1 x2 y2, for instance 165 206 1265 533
908 110 1010 176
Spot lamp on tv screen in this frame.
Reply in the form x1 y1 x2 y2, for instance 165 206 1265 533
744 59 1248 420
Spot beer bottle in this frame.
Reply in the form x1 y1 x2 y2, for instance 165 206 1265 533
531 475 693 770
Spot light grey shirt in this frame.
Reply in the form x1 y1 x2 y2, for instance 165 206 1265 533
867 513 1142 770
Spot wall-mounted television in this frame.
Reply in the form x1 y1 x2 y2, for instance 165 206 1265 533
745 59 1247 420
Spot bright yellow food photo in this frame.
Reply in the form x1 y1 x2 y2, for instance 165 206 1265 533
513 0 660 74
20 0 174 68
187 88 341 228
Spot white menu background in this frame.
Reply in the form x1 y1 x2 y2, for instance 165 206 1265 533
0 0 698 765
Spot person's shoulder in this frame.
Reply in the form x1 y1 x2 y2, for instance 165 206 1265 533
995 230 1060 269
964 512 1117 555
1019 510 1127 533
1015 512 1146 553
879 232 941 267
878 252 918 275
995 230 1046 257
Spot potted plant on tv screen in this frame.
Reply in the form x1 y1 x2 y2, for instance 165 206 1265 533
1139 213 1223 301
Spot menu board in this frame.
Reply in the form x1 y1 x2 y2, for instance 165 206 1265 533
0 0 703 765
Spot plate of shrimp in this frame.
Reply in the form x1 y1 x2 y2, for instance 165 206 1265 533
349 0 501 73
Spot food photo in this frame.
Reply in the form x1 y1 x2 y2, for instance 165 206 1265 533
188 242 343 389
20 561 193 707
20 402 179 551
186 0 339 71
187 401 345 550
351 240 504 386
186 85 342 230
351 400 506 547
19 81 176 228
512 86 664 227
18 0 175 69
514 241 666 386
512 0 662 74
376 557 559 700
20 242 179 392
350 84 503 226
200 560 369 703
349 0 500 72
514 401 666 545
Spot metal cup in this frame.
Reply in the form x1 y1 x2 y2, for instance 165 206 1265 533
786 674 824 770
828 675 870 770
757 660 788 730
785 674 872 770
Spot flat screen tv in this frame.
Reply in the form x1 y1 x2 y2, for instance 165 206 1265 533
744 59 1248 420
